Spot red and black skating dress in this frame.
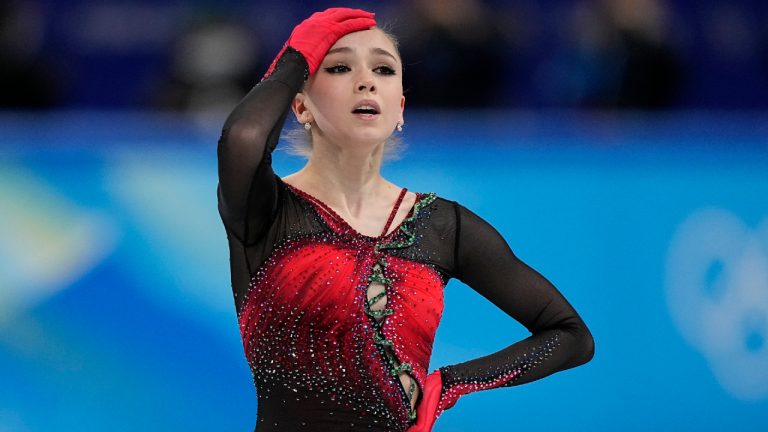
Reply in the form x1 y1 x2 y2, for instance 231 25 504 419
217 48 594 432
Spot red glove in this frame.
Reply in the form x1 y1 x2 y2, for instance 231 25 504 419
406 370 443 432
263 7 376 80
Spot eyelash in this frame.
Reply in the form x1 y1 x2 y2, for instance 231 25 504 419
324 64 397 76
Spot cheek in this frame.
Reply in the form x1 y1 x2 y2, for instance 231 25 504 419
308 85 344 119
384 87 404 115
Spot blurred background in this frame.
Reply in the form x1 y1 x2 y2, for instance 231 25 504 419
5 0 768 111
1 0 767 431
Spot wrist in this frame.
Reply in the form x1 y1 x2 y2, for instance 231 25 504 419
262 46 309 83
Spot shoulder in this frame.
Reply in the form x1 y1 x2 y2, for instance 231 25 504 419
410 192 490 223
430 196 499 234
413 192 454 212
410 193 461 233
412 192 490 220
417 193 466 216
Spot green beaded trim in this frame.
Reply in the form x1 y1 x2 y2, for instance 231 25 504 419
365 307 394 318
364 192 437 423
368 272 392 286
406 378 417 420
367 290 387 308
408 407 417 421
391 362 412 375
375 192 437 253
379 343 418 420
373 332 394 346
396 365 418 421
365 259 393 316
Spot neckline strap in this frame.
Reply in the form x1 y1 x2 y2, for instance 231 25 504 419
380 187 408 237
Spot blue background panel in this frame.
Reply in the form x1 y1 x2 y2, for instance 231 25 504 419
1 111 767 431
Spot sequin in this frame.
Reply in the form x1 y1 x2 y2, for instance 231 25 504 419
238 184 443 430
223 46 593 429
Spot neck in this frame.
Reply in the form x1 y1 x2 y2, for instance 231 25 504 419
294 138 392 217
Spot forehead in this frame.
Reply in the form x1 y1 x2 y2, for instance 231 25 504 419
326 28 399 60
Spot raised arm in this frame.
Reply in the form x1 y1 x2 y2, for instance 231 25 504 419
216 7 376 246
216 48 307 245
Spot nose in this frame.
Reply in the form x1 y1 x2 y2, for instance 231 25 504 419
355 74 376 93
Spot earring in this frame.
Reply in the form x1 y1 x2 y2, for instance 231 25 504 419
396 122 403 132
304 122 312 131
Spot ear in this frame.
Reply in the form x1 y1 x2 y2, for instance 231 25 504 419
399 95 406 125
291 93 313 124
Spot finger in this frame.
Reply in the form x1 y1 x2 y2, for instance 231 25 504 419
338 17 377 34
326 7 375 22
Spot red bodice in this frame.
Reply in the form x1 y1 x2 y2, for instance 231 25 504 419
238 184 444 429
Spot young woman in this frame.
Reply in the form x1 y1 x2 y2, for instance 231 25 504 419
217 8 594 432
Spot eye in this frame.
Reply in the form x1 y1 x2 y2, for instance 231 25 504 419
324 64 351 74
374 65 396 76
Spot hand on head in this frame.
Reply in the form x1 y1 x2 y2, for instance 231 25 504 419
263 8 376 80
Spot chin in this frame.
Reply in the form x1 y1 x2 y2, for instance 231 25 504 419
347 129 392 146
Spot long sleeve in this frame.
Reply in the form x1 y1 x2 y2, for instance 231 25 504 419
216 48 308 249
436 202 595 414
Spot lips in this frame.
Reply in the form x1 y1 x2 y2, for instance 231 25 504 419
351 100 381 115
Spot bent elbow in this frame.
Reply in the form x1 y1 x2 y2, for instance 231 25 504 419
581 331 595 365
574 325 595 366
553 316 595 367
557 319 595 367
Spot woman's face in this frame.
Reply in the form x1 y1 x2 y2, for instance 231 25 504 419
293 28 405 150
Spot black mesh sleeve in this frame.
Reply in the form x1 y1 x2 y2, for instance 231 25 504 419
436 201 595 414
216 48 308 250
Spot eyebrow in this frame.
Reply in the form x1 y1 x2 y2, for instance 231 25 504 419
326 46 399 62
